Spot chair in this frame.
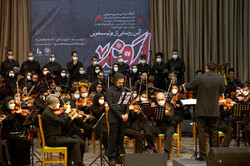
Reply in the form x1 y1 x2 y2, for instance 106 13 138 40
91 132 101 154
38 115 67 166
124 136 136 153
28 125 41 148
157 123 181 157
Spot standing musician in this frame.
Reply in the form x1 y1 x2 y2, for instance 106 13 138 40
42 94 86 166
105 72 129 166
0 96 31 166
130 64 140 86
183 62 224 161
151 92 175 160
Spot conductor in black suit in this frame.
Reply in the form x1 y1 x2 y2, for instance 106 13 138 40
183 62 224 160
105 72 129 166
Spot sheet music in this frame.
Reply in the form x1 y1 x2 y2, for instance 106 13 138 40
123 92 132 105
117 92 126 105
180 99 197 106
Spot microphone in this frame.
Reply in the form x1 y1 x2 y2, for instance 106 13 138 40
124 87 132 92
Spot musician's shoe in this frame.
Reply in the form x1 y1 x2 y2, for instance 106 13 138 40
195 155 206 161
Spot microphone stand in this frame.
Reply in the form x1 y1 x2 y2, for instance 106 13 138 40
89 112 110 166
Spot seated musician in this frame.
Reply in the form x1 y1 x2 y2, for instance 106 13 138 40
90 83 104 98
148 79 157 100
0 97 31 165
92 65 102 82
151 92 175 160
79 85 89 99
71 79 79 88
236 84 250 101
90 71 107 93
5 70 17 96
90 93 109 153
55 69 68 89
135 72 147 95
19 71 32 87
170 84 185 126
42 94 86 166
77 67 88 82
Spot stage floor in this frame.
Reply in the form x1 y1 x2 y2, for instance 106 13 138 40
32 137 199 166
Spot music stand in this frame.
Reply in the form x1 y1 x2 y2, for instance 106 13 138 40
153 107 165 121
231 102 250 147
23 108 42 165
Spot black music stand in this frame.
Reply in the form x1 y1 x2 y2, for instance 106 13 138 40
153 107 165 121
231 101 250 147
23 108 42 165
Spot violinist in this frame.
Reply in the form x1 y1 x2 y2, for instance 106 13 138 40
135 72 147 95
236 84 250 101
79 85 89 99
90 84 104 98
90 71 107 93
170 84 185 126
151 92 175 160
19 71 32 87
0 97 31 165
42 94 86 166
55 69 68 89
34 90 49 114
225 68 240 97
90 93 109 153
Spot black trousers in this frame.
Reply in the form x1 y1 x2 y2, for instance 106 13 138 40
124 128 143 153
218 124 233 147
151 124 175 152
8 135 31 166
107 121 125 158
196 116 219 156
46 135 85 165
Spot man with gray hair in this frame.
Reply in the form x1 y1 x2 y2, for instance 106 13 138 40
42 94 86 166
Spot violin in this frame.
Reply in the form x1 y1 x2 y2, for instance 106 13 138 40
11 107 30 116
171 93 180 108
53 106 67 115
219 96 235 108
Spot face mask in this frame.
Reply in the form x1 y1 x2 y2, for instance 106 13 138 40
133 93 137 98
81 93 88 98
156 58 162 63
55 103 60 109
157 100 165 107
93 61 97 65
118 59 123 63
95 70 100 74
61 73 66 77
99 99 105 105
8 56 13 60
79 70 85 75
42 96 46 101
74 94 80 99
14 98 20 102
141 60 146 64
50 58 55 62
28 57 34 61
43 71 49 75
114 67 118 72
132 68 138 73
9 73 14 77
141 97 147 102
173 54 178 60
171 89 178 95
27 75 31 80
66 104 71 109
72 57 78 61
9 103 15 110
243 91 249 97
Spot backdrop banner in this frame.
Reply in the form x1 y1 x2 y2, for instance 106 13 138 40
31 0 151 75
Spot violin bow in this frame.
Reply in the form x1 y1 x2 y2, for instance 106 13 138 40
64 74 71 94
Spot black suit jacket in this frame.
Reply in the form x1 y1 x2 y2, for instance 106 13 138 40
184 71 224 117
105 86 129 123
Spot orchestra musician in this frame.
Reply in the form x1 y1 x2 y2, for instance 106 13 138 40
86 56 103 82
0 97 31 166
20 52 41 76
42 94 86 166
183 62 224 161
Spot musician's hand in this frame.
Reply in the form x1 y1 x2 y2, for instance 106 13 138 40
123 113 128 122
129 105 134 110
155 70 158 74
85 115 91 120
82 101 87 107
170 99 175 105
70 112 78 120
16 109 23 114
237 96 244 101
165 110 171 116
176 104 180 107
65 107 71 114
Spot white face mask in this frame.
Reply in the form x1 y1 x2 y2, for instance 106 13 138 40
141 60 146 64
9 73 14 77
156 58 162 63
9 103 15 110
171 89 178 95
61 73 66 77
81 93 88 98
72 57 78 61
95 70 100 74
157 100 165 107
141 97 147 102
173 54 178 60
243 91 249 97
74 94 80 100
43 71 49 75
27 75 31 80
93 61 97 65
79 70 85 75
133 93 137 98
114 67 118 72
55 103 60 109
66 104 71 109
132 68 138 73
118 58 123 63
8 56 13 60
28 57 34 61
99 99 105 105
50 58 55 62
